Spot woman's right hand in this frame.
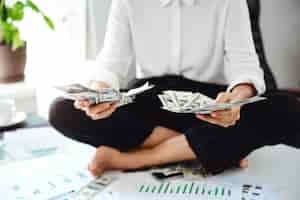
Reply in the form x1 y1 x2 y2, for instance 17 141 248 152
74 81 118 120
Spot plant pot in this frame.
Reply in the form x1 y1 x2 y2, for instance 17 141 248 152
0 44 26 83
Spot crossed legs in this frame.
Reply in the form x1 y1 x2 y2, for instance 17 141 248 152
49 97 248 176
49 99 199 175
49 92 300 177
88 125 252 176
88 134 196 175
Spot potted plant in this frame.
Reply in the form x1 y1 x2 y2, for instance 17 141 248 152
0 0 54 83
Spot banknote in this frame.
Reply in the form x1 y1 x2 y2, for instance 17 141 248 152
55 82 154 106
151 160 209 180
159 90 266 114
55 84 121 103
72 175 118 200
193 96 267 114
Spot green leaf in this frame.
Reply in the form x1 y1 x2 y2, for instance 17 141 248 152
8 2 25 21
2 22 15 46
0 22 24 49
0 3 8 21
0 26 4 43
26 0 40 12
12 30 24 50
43 15 55 30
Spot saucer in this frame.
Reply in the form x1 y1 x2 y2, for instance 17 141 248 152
0 112 27 128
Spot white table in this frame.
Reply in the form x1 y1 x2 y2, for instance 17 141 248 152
95 144 300 200
1 126 300 200
223 145 300 200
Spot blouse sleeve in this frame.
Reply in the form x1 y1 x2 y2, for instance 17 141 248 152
224 0 266 94
92 0 134 90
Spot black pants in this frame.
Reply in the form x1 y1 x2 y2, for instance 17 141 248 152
49 76 300 174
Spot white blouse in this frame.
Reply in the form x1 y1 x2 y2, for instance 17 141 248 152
93 0 266 94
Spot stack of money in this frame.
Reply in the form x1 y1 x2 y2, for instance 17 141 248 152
158 90 266 114
55 82 154 107
151 160 209 181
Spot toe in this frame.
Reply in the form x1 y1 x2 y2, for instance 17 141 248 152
88 163 97 176
88 163 105 177
239 159 249 168
88 155 104 176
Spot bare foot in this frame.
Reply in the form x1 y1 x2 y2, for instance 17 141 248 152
240 159 249 168
87 146 249 176
88 146 121 176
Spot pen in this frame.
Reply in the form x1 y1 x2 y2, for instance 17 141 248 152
48 190 76 200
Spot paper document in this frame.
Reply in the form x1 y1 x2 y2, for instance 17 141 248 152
0 127 280 200
111 179 270 200
0 155 93 200
99 172 280 200
1 127 72 164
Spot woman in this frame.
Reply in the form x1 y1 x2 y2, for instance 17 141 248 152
49 0 300 176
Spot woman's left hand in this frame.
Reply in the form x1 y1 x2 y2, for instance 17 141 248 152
196 84 256 128
196 92 241 127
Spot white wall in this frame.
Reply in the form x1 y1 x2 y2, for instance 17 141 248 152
87 0 135 87
24 0 88 85
88 0 300 89
86 0 111 59
261 0 300 88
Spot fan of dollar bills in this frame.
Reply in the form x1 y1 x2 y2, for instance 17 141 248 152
56 83 266 114
158 90 266 114
55 82 154 107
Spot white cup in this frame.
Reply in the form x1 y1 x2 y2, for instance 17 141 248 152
0 99 16 127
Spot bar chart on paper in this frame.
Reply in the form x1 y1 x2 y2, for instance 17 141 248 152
111 181 243 200
111 177 274 200
138 182 233 197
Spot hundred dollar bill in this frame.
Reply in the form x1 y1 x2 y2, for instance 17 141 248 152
55 82 154 106
151 160 209 180
72 175 118 200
